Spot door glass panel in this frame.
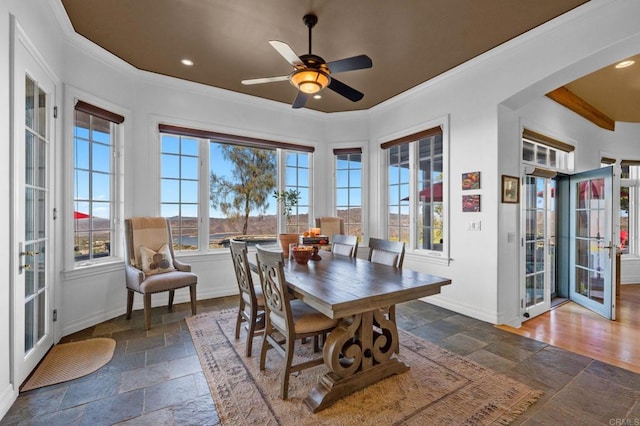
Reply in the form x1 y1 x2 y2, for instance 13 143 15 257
25 76 34 130
574 178 607 305
22 70 49 357
37 87 46 138
25 298 34 352
523 175 556 317
37 292 46 340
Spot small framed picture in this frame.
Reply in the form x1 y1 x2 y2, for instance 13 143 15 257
502 175 520 203
462 172 480 190
462 195 481 212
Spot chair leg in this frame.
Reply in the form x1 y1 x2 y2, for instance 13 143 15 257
168 290 175 311
246 309 256 357
259 327 271 371
281 336 295 400
235 299 245 340
126 290 134 320
189 285 197 315
313 335 320 353
144 294 152 330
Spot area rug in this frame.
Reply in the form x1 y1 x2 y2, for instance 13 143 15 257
20 338 116 392
186 310 542 425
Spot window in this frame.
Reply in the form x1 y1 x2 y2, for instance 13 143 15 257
383 126 446 254
73 101 123 263
160 134 199 250
602 159 639 256
159 125 313 251
284 151 311 234
522 129 573 171
209 141 277 247
335 148 363 238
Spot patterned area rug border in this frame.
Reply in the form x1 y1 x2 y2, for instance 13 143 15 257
186 310 542 425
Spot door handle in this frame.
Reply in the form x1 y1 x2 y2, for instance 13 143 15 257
17 242 38 275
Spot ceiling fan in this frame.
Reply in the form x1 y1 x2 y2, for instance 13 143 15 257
241 13 373 109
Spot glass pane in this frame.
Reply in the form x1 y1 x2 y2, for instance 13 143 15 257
181 156 198 179
181 138 199 156
25 298 34 352
37 189 46 239
37 86 46 138
37 241 46 290
92 143 111 173
161 134 180 154
25 76 34 130
25 131 35 187
92 172 110 202
37 136 46 188
536 146 548 165
74 170 90 200
161 179 180 203
25 188 34 241
37 292 46 340
620 186 629 254
523 141 534 162
74 137 90 169
24 243 36 297
336 170 348 187
181 180 198 203
161 154 180 178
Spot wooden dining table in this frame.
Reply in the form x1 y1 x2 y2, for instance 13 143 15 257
268 252 452 412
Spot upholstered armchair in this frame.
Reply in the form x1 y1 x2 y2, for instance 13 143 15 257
124 217 197 330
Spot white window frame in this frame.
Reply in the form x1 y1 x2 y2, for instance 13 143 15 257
64 86 125 270
158 129 313 252
380 118 449 263
334 148 365 238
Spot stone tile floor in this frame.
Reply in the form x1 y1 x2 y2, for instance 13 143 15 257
2 296 640 425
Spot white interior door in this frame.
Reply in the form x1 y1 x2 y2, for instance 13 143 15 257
522 175 555 319
12 27 56 386
569 167 616 319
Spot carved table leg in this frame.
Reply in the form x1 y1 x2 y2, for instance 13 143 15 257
303 308 409 412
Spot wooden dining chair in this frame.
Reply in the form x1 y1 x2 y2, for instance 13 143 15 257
255 245 339 400
368 237 405 352
229 239 265 357
331 234 358 257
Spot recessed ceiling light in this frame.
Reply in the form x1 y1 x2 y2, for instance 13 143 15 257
181 59 194 66
615 60 635 69
313 94 322 100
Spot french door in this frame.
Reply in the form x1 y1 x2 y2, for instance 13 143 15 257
12 24 56 386
568 167 616 319
522 175 555 319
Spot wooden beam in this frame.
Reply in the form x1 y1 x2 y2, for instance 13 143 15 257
546 86 615 131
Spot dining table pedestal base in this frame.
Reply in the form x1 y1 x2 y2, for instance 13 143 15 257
303 309 409 413
303 357 409 413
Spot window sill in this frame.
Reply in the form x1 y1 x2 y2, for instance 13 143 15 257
405 250 451 266
63 258 125 280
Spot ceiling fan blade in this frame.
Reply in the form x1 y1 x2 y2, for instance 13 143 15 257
292 91 309 109
328 78 364 102
327 55 373 73
269 40 304 67
241 75 289 85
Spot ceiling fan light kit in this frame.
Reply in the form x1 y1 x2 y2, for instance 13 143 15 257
290 69 330 94
241 13 372 108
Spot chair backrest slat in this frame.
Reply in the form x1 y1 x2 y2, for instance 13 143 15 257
229 239 257 305
331 234 358 257
255 245 292 334
368 237 405 268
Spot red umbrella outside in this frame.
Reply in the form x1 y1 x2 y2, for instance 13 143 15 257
401 182 443 202
74 211 90 219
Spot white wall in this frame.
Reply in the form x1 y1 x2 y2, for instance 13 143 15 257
4 0 640 419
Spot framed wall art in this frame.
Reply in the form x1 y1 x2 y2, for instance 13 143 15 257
462 195 481 212
501 175 520 203
462 172 480 190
